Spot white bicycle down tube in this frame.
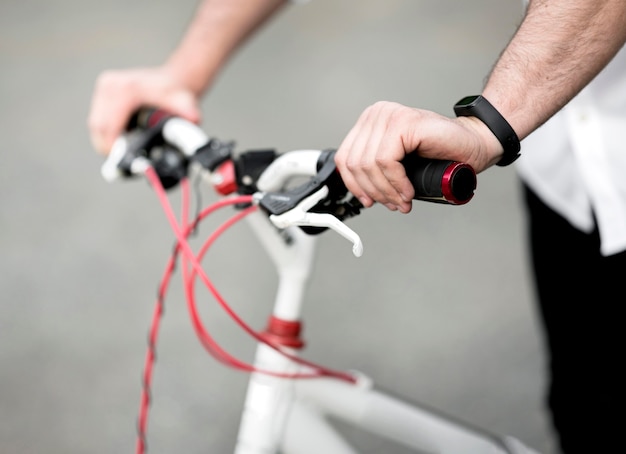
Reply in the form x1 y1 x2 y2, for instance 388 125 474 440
290 377 541 454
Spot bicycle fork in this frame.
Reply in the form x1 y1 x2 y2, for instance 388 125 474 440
234 213 318 453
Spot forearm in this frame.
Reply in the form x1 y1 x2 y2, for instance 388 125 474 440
164 0 289 96
483 0 626 140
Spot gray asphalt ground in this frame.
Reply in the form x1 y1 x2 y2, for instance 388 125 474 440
1 1 557 453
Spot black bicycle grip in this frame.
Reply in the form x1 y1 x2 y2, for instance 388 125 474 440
401 153 476 205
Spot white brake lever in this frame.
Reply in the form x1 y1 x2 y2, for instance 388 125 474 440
100 135 151 182
100 136 129 182
268 186 364 257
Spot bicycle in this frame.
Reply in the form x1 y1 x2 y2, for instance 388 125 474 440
101 108 541 454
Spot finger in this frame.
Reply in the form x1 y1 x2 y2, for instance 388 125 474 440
335 123 375 207
350 130 391 204
376 131 415 212
87 73 138 155
378 159 413 213
338 105 403 210
88 98 135 155
339 108 392 207
354 105 409 210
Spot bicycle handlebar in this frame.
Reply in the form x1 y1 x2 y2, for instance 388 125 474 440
101 107 477 254
112 107 476 202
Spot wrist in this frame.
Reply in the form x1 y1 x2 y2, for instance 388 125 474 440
455 116 506 169
163 53 219 97
453 95 521 166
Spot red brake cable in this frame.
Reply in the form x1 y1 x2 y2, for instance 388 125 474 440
135 166 356 454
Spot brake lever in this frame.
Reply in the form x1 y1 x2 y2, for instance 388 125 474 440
100 108 227 190
262 186 364 257
101 136 130 182
101 135 152 182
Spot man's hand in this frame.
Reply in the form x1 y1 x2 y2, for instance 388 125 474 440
87 67 201 155
333 101 501 213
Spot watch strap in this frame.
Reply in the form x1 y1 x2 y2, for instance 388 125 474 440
453 95 520 167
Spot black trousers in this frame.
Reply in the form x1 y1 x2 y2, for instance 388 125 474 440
522 183 624 454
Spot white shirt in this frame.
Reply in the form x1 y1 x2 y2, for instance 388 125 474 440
516 43 626 256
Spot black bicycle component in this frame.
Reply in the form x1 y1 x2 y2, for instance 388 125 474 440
116 124 166 177
300 149 363 234
116 112 190 190
150 144 189 190
117 107 477 203
258 150 475 219
256 149 359 235
402 153 476 205
235 149 278 195
130 107 237 179
104 106 177 182
192 139 235 172
258 149 349 216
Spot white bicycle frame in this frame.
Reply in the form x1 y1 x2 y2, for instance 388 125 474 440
104 115 541 454
231 158 540 454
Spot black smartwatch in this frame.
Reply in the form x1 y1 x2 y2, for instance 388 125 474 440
453 95 520 167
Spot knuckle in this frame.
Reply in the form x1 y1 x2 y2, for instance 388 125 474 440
345 158 365 173
374 154 394 171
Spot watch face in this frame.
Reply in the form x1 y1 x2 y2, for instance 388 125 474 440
456 95 479 107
